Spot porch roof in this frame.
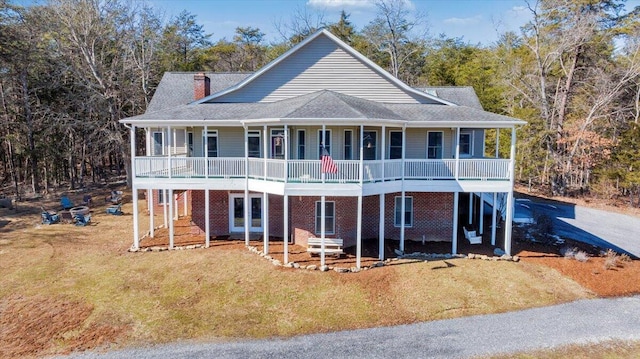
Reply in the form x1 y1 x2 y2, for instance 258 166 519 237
121 90 525 127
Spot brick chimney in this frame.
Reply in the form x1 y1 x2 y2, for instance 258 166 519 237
194 72 210 100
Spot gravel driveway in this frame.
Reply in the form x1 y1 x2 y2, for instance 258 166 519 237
523 200 640 258
64 295 640 359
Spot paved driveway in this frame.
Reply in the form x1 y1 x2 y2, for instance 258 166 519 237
64 295 640 359
522 200 640 258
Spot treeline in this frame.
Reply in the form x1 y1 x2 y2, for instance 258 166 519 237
1 0 640 206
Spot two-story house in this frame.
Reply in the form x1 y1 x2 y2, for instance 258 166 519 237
120 29 525 268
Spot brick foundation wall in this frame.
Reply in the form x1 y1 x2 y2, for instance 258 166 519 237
189 191 455 246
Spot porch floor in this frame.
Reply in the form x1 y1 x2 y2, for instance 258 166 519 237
140 216 507 269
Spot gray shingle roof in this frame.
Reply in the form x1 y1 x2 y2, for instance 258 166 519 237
146 72 252 112
125 89 524 126
416 87 484 110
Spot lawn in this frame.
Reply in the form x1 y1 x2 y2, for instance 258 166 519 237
0 192 600 358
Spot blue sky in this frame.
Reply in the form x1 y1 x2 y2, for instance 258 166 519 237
151 0 640 45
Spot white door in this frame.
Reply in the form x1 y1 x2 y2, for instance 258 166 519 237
230 194 262 232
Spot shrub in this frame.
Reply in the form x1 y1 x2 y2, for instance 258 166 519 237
533 211 554 236
603 249 630 270
560 246 578 258
574 251 589 262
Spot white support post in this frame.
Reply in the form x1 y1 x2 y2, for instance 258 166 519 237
381 125 386 180
469 192 474 225
399 125 407 253
359 125 364 183
378 193 385 261
183 190 188 217
504 127 517 255
491 192 497 246
263 124 268 180
320 194 326 268
204 125 209 178
283 194 289 265
174 192 178 220
145 127 151 156
263 192 269 255
149 189 154 238
455 127 460 179
163 189 168 228
205 189 210 247
356 194 363 269
244 126 250 245
284 124 289 183
130 125 139 250
452 192 459 254
400 191 405 253
168 189 174 249
495 128 500 158
479 192 484 235
167 126 172 179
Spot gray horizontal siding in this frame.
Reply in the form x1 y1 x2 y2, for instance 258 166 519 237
215 36 433 104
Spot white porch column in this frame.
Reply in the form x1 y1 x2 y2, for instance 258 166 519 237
167 126 172 179
263 192 269 254
130 125 139 250
244 125 250 245
205 189 210 247
145 127 151 156
399 125 407 253
378 193 385 261
263 125 268 180
204 125 209 177
455 127 460 179
168 189 174 249
320 194 326 268
400 191 406 253
163 189 168 228
469 192 473 225
283 194 289 265
284 124 289 183
183 191 188 216
479 192 484 234
452 192 459 254
174 192 178 220
504 127 517 255
356 194 363 269
380 125 386 180
491 192 497 246
149 189 154 238
496 128 500 158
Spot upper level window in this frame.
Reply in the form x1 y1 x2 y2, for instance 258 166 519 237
363 131 377 160
205 130 218 157
460 132 472 157
427 131 443 159
297 130 305 160
344 130 353 160
152 131 164 156
389 131 403 159
271 129 285 159
248 130 261 158
318 130 332 158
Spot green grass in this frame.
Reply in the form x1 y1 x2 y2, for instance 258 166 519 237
0 200 593 356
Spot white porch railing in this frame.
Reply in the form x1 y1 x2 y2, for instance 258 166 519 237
134 157 511 182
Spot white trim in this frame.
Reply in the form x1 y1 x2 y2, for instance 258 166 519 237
459 131 473 158
203 130 219 157
270 128 285 159
152 131 165 156
194 30 455 106
247 130 261 158
230 193 263 232
394 196 413 228
315 200 335 235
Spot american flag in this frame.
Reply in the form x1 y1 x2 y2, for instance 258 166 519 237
321 147 338 174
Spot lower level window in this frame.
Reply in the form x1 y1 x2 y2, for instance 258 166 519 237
315 201 335 234
394 196 413 227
